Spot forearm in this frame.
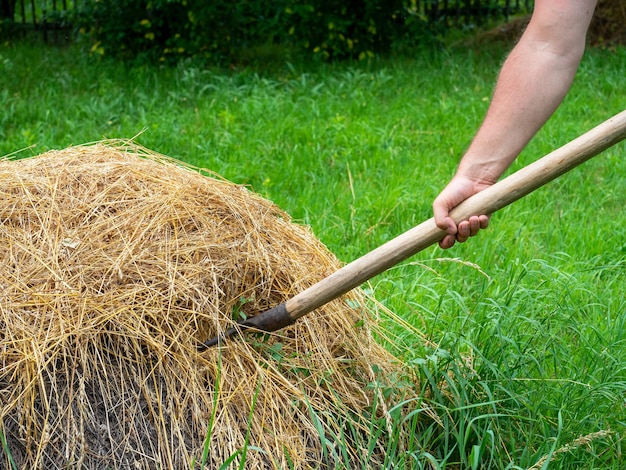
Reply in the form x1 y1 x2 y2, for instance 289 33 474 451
433 0 597 249
459 44 580 181
457 0 596 183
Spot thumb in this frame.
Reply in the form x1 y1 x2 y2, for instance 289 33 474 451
432 198 457 235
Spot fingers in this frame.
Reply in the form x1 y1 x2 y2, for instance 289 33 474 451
432 175 492 249
438 215 490 249
456 215 489 242
438 233 457 249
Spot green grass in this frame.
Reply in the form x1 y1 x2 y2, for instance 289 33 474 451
1 39 625 468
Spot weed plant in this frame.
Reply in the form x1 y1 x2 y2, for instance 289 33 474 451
1 40 625 468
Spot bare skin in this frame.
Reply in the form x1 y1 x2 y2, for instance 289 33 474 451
433 0 598 249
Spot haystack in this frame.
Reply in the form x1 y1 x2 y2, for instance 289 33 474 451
0 143 420 469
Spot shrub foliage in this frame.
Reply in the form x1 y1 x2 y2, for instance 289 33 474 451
5 0 528 62
73 0 440 62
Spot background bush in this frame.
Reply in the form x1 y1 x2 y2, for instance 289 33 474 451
4 0 528 62
74 0 288 62
72 0 446 63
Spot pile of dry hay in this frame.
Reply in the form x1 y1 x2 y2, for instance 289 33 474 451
0 143 422 469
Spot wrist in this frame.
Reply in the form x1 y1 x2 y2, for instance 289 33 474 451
455 159 503 186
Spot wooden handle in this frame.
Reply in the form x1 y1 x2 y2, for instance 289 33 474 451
200 110 626 347
280 110 626 322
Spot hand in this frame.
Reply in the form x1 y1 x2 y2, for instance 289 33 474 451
433 175 492 249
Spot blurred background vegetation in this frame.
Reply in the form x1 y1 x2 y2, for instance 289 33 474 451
1 0 534 63
3 0 623 65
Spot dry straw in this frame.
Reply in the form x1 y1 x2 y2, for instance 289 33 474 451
0 142 422 469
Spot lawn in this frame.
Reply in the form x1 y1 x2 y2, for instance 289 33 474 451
1 38 625 468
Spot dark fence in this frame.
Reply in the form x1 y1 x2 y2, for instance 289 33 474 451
422 0 532 24
2 0 78 42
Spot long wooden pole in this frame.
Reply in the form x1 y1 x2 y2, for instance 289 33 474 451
201 109 626 348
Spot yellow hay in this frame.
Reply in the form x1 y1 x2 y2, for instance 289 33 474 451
0 142 420 469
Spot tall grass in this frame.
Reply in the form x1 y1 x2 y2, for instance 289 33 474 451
1 39 625 468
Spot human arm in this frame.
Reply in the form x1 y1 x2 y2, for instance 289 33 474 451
434 0 597 249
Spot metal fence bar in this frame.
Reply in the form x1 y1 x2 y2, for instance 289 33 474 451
30 0 36 26
19 0 26 27
11 0 77 41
